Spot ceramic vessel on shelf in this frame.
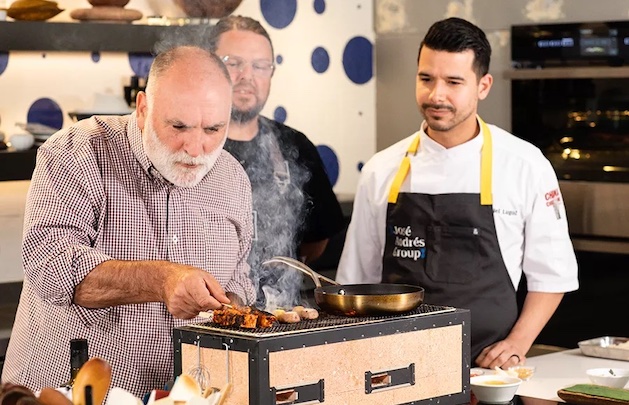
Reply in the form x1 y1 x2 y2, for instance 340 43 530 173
87 0 129 6
8 133 35 151
173 0 242 18
7 0 63 21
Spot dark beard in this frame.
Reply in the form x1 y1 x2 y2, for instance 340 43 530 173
232 105 264 124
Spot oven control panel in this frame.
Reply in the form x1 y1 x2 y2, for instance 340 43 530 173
512 20 629 68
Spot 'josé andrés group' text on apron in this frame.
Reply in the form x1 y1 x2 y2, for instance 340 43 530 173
382 117 518 362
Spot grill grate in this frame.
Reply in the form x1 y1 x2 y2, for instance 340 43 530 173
188 304 455 338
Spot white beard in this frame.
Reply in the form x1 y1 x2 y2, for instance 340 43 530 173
142 119 225 188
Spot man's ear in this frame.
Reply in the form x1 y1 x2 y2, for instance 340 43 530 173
136 91 147 129
478 73 493 101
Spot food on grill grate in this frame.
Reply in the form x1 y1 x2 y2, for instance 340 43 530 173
293 305 319 320
272 306 320 323
277 311 301 323
213 305 277 329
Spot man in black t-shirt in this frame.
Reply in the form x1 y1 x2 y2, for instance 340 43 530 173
209 15 345 309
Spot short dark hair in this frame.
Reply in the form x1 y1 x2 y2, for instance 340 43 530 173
208 15 274 59
418 17 491 78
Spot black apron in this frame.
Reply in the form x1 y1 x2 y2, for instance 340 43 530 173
382 118 518 363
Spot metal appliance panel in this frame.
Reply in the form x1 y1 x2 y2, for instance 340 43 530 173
561 180 629 253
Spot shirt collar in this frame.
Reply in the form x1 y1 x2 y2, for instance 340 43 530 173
418 117 484 156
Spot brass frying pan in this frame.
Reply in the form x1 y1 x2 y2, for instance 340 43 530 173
262 256 425 317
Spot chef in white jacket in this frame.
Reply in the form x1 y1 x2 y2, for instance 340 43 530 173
336 17 579 369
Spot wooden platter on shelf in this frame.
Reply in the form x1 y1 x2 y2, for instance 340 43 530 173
70 6 142 23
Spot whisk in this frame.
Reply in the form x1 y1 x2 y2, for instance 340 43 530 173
187 338 211 390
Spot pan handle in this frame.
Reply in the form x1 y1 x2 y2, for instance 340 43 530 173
261 256 339 288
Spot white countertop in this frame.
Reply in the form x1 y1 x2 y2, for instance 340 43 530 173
515 348 629 401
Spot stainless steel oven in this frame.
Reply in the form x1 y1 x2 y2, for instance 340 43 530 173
509 21 629 253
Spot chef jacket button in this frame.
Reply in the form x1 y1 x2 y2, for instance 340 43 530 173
172 235 179 244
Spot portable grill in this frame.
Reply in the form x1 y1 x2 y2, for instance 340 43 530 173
173 304 471 405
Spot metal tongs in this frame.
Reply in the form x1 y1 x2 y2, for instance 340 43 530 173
262 256 339 288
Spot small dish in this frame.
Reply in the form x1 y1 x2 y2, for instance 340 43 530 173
586 368 629 389
471 374 522 404
508 365 536 380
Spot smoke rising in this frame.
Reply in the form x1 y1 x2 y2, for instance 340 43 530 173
225 117 312 311
153 25 215 55
155 28 311 310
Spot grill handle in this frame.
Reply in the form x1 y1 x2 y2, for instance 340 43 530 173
365 363 415 394
262 256 338 288
271 379 324 404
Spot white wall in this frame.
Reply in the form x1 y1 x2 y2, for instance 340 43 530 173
0 181 29 283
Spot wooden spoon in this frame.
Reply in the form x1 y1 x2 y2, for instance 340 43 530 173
38 388 73 405
71 357 112 405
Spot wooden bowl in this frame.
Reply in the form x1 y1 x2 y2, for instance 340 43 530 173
88 0 130 7
173 0 242 18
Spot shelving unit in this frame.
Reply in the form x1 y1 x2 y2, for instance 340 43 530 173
0 21 205 53
0 20 211 181
0 148 37 182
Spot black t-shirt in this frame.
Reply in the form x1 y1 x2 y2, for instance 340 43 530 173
224 116 344 307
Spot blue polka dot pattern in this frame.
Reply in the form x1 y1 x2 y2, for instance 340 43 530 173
357 162 364 171
276 54 283 65
128 53 154 78
274 106 287 123
260 0 297 29
91 52 101 63
314 0 325 14
342 36 373 84
311 47 329 73
317 145 339 186
27 98 63 129
0 52 8 76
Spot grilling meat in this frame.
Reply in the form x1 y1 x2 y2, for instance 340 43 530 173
293 306 319 320
272 307 320 323
212 305 277 329
276 310 301 324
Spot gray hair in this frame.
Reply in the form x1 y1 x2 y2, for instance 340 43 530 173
146 46 231 98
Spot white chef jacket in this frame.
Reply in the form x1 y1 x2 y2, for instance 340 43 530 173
337 120 579 293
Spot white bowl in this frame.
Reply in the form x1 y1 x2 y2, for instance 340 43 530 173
8 133 35 151
586 368 629 388
471 374 522 404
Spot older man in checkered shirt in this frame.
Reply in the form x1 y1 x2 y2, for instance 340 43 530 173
2 46 255 397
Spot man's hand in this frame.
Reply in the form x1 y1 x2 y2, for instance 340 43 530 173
161 263 230 319
475 339 526 369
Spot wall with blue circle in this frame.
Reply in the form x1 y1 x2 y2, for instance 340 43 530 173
0 0 375 194
247 0 376 192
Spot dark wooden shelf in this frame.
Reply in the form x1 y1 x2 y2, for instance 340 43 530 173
0 148 37 181
0 21 204 53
